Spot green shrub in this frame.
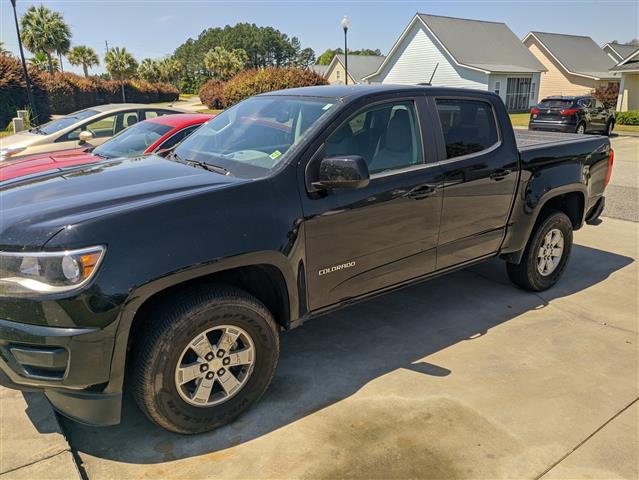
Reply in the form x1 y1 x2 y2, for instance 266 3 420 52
616 110 639 125
223 67 328 106
199 79 226 109
0 54 178 127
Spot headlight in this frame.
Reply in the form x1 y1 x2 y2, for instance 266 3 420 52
0 147 27 160
0 246 105 296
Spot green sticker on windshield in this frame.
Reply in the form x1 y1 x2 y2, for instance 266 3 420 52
323 103 333 110
270 150 282 160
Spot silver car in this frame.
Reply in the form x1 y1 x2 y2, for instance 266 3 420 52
0 104 183 160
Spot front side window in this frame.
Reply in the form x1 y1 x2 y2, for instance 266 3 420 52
63 111 139 141
92 121 173 158
174 96 336 179
436 99 499 159
324 101 423 174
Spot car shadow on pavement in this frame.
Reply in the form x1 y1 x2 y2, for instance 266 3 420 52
56 243 633 465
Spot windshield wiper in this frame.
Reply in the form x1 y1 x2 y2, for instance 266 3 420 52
186 160 231 176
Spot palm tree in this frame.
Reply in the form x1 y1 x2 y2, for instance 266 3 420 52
20 5 71 74
0 41 9 56
137 58 160 83
105 47 138 101
68 46 99 77
158 57 181 86
29 52 60 72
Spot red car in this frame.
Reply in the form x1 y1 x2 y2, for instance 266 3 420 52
0 113 213 184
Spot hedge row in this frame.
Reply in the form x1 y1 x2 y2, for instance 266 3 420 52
1 54 178 128
616 110 639 125
199 67 328 109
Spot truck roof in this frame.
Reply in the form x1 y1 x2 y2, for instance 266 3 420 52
261 84 501 102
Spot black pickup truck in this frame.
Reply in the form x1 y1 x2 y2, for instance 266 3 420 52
0 85 613 434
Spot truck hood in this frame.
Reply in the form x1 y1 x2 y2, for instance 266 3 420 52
0 155 244 248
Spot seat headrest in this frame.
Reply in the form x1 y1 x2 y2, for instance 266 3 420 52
385 109 412 152
125 115 138 127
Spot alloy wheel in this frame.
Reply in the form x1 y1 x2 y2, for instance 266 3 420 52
537 228 564 276
174 325 256 407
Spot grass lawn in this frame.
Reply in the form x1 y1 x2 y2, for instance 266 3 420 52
509 113 530 127
614 124 639 134
197 108 223 115
179 93 196 100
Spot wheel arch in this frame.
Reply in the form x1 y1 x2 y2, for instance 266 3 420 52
104 251 298 396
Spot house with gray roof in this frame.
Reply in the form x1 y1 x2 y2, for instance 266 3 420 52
325 54 385 84
523 32 620 100
309 64 329 77
603 42 639 63
610 48 639 111
362 14 546 111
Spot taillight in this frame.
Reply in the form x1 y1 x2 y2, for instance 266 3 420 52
530 107 539 115
605 148 614 187
560 108 579 116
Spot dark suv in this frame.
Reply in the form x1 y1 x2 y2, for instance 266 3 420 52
529 96 615 135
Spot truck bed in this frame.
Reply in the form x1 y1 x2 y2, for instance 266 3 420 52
514 129 602 151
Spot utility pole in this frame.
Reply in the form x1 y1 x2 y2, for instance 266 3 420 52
341 16 350 85
10 0 38 123
105 40 110 54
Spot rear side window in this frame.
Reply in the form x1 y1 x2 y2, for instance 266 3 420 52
436 99 499 159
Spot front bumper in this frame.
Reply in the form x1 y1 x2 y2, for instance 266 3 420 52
0 318 121 426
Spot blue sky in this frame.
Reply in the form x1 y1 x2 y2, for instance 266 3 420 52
1 1 638 75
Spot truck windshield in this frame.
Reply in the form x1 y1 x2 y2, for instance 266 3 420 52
173 96 336 178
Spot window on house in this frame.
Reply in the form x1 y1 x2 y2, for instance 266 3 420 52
336 70 341 81
531 83 536 101
494 81 501 96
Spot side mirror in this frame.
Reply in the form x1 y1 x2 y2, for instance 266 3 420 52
78 131 94 144
313 156 370 190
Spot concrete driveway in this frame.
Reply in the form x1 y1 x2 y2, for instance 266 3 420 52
5 135 638 479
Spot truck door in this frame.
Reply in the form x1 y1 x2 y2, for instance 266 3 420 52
433 97 518 269
301 97 443 311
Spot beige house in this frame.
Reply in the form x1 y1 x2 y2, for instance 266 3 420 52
612 49 639 111
325 54 385 84
523 32 619 101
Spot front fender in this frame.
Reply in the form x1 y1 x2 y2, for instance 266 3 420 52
103 250 299 397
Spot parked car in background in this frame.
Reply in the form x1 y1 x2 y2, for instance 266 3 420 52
0 104 184 160
0 114 213 184
529 96 615 135
0 85 612 434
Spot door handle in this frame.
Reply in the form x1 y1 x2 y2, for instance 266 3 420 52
489 169 511 181
406 184 437 200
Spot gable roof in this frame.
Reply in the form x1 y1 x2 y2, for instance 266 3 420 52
610 48 639 72
525 31 619 80
603 42 639 62
417 14 546 73
364 14 545 81
329 54 385 83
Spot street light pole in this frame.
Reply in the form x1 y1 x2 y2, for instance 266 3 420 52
10 0 38 123
341 15 350 85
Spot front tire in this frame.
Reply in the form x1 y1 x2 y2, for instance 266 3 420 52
507 211 573 291
605 121 614 136
131 286 279 434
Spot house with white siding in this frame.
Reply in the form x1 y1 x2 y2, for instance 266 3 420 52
362 14 546 111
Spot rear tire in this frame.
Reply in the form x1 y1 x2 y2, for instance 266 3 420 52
575 122 586 134
605 121 614 136
506 211 573 291
131 286 279 434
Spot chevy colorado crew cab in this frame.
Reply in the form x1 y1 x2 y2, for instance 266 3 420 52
0 85 613 434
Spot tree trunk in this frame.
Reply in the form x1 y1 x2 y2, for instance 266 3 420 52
120 82 126 102
83 64 89 78
46 52 54 74
58 53 64 72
